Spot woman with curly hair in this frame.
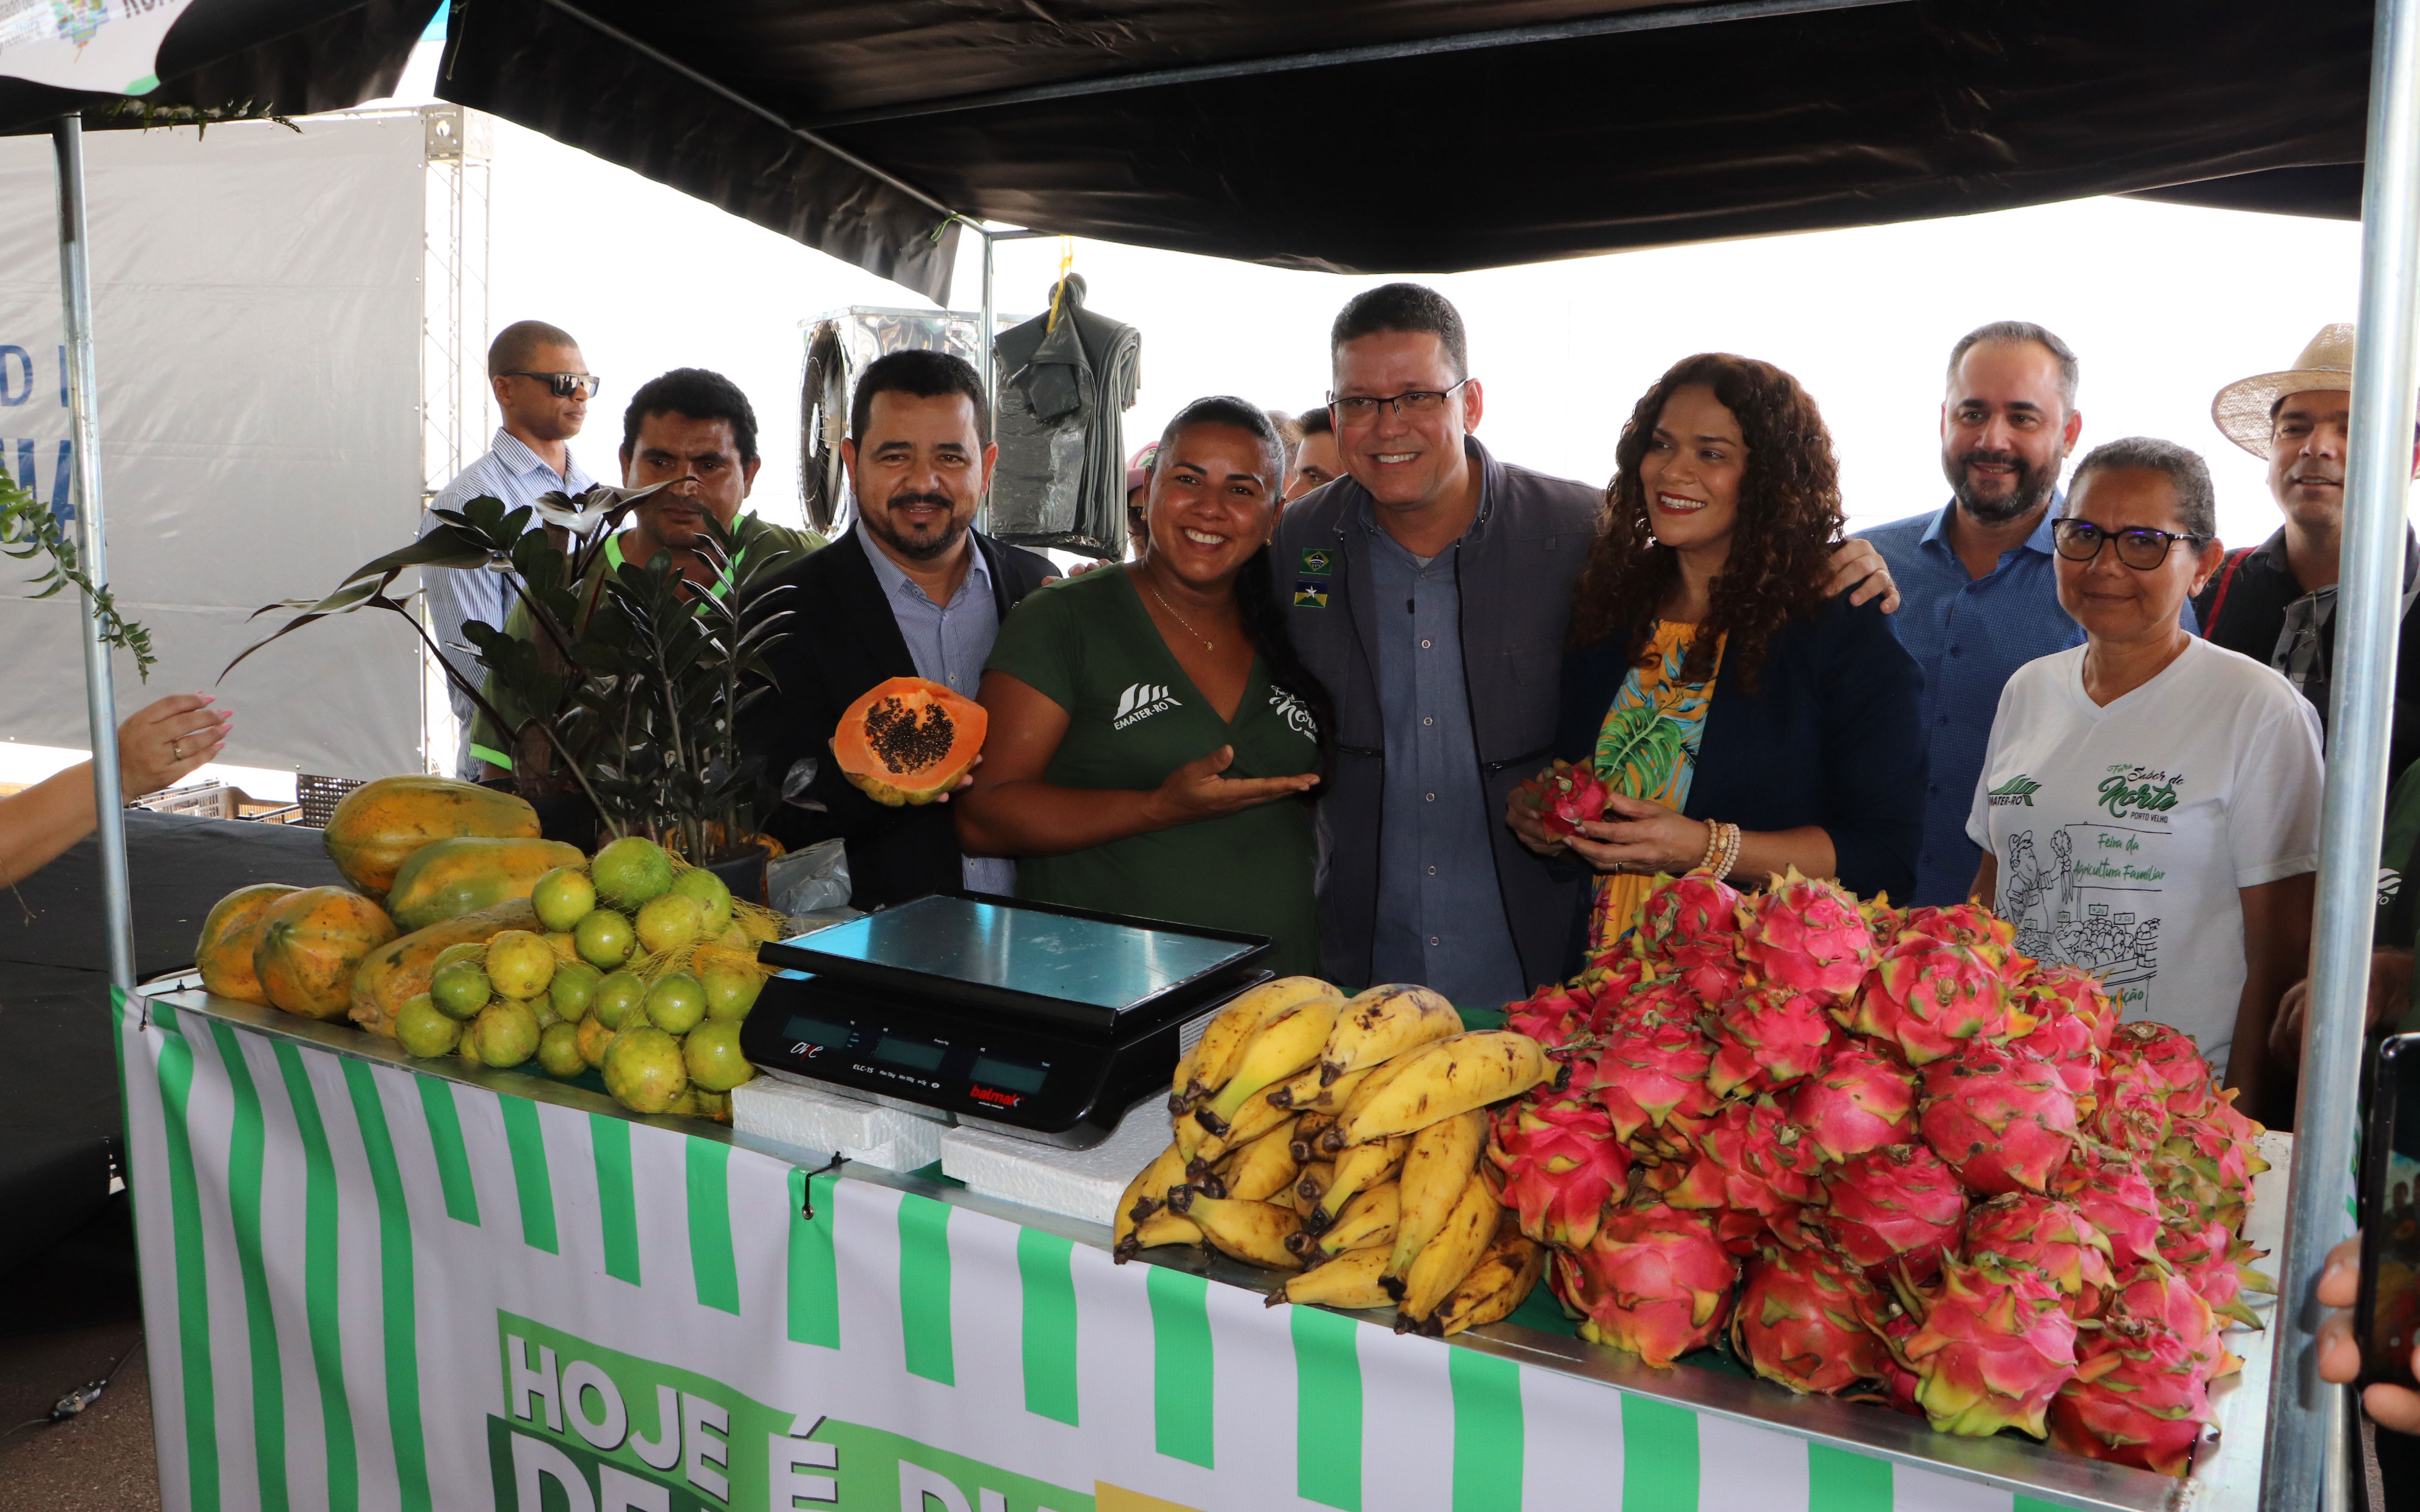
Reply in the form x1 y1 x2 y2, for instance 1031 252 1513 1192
1508 353 1924 952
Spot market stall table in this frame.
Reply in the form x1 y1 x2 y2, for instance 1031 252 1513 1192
120 980 2284 1512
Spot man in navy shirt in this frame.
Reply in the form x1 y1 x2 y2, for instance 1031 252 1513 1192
1864 322 2088 905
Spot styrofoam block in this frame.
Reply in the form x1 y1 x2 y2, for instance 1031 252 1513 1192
939 1099 1175 1227
731 1073 947 1173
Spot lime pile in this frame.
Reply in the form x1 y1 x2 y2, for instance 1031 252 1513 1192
390 834 765 1120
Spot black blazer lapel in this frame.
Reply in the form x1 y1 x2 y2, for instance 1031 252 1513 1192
829 526 921 683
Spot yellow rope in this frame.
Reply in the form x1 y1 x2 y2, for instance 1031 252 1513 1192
1045 234 1075 330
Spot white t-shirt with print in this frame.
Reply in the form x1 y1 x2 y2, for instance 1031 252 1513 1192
1966 636 2323 1076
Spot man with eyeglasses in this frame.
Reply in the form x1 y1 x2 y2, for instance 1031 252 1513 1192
1275 284 1902 1004
421 319 602 777
2196 323 2420 783
1862 321 2095 905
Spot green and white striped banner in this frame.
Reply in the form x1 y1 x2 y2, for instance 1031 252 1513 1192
116 992 2073 1512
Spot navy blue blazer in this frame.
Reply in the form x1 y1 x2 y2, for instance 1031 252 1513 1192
1552 593 1927 912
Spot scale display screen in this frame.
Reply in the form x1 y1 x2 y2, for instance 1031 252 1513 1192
791 894 1255 1013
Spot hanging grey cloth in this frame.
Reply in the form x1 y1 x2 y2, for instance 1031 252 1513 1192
991 274 1140 558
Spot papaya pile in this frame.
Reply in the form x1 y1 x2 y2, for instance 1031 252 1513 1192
192 775 782 1123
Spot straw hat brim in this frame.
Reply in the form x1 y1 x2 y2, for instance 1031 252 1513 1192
2212 367 2352 455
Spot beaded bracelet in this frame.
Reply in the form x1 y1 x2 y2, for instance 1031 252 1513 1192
1717 821 1742 879
1697 820 1724 874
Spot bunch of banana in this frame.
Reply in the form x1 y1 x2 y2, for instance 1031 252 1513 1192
1124 980 1552 1337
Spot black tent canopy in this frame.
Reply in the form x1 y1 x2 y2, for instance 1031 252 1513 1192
437 0 2373 304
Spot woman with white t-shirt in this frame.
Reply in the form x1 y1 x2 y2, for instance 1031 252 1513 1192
1969 437 2322 1125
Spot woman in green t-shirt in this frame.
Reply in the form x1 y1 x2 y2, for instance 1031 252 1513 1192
956 398 1330 975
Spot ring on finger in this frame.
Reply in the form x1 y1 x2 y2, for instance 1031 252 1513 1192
171 739 183 761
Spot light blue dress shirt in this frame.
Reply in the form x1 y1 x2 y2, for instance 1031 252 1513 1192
1365 503 1528 1010
863 536 1016 895
1865 500 2083 906
420 428 593 777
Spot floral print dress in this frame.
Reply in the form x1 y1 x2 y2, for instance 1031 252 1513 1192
1586 622 1724 953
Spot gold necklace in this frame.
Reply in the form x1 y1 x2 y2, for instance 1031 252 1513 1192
1144 573 1215 651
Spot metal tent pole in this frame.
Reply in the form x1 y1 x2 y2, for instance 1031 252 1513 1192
2258 0 2420 1502
50 112 133 993
980 228 996 411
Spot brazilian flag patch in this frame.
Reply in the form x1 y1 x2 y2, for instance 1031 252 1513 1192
1293 581 1330 609
1299 548 1332 575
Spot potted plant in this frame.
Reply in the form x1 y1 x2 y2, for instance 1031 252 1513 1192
234 485 801 895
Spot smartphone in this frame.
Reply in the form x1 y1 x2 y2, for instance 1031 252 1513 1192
2360 1032 2420 1389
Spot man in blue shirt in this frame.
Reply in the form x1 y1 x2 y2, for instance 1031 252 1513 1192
1864 322 2087 906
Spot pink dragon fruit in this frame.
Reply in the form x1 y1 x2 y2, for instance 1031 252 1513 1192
2105 1264 2242 1378
1897 1256 2079 1438
2087 1058 2175 1157
1960 1193 2114 1314
1706 984 1844 1099
1731 1243 1890 1395
1849 938 2012 1063
1918 1044 2080 1196
2150 1094 2270 1233
1588 1013 1721 1159
1897 903 2019 961
1487 1094 1632 1251
1665 1099 1825 1253
1505 982 1596 1049
2008 1001 2101 1109
1876 1309 1925 1415
1551 1201 1740 1367
1735 867 1877 1007
2157 1217 2274 1329
2050 1144 2167 1270
2015 962 2119 1051
1819 1143 1969 1281
2047 1315 2217 1477
1530 758 1610 837
1633 873 1749 1001
2104 1021 2216 1115
1601 977 1707 1036
1788 1043 1919 1162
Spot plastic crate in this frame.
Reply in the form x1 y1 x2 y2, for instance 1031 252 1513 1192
295 774 366 828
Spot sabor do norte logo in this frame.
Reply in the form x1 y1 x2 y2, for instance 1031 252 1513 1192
492 1315 1090 1511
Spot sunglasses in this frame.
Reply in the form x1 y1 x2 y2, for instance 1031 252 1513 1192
503 370 603 400
2051 518 2207 570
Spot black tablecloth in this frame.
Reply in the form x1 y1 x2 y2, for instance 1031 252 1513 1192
0 811 344 1269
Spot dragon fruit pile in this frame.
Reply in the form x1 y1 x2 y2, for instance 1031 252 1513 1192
1488 868 2272 1478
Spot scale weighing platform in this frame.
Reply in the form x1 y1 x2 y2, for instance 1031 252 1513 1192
740 892 1272 1148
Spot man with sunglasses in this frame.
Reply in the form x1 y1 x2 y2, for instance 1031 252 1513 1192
2197 323 2420 785
1275 284 1899 1004
421 319 601 776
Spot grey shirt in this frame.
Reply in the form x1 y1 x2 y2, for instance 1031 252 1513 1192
1366 501 1528 1009
863 536 1015 895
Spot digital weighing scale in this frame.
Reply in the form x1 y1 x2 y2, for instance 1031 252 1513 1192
740 892 1273 1148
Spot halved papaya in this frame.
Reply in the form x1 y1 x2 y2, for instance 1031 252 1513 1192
832 675 987 806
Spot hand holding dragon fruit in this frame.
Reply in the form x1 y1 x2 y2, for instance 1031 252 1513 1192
1525 758 1611 839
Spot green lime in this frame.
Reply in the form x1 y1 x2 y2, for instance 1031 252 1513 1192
644 973 707 1035
592 970 646 1030
550 959 602 1021
395 995 460 1058
590 836 673 911
683 1020 755 1092
532 866 597 933
536 1021 586 1080
474 1000 541 1068
486 930 556 1001
574 908 635 968
635 893 704 955
702 959 763 1022
429 961 491 1021
669 867 734 931
603 1026 688 1113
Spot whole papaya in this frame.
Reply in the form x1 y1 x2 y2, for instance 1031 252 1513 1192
350 896 541 1038
322 776 539 897
194 883 298 1004
254 887 399 1021
384 837 586 933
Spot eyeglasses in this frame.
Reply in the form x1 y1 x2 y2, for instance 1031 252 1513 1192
504 370 603 400
1327 378 1472 424
2051 518 2206 570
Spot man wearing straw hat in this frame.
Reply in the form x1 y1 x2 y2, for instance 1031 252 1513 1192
2198 322 2420 784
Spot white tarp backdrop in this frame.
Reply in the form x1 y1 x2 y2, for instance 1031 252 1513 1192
0 111 429 778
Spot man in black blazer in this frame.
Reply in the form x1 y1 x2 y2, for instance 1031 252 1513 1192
745 351 1055 909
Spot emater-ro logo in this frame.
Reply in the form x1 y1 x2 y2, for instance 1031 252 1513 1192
969 1086 1022 1108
